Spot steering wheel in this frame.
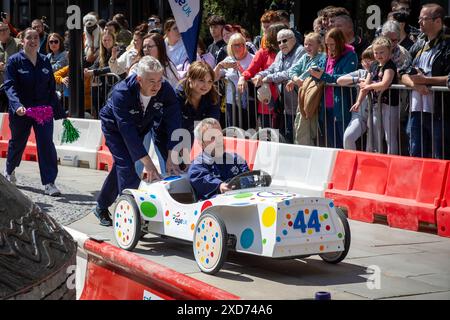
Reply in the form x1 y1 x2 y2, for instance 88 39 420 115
226 170 272 191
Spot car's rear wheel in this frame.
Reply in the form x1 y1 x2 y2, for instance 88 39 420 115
319 208 351 264
114 195 141 251
193 212 228 275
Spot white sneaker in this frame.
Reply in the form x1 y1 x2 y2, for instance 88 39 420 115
3 170 17 185
44 183 61 197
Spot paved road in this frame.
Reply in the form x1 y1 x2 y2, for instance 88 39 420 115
2 158 450 300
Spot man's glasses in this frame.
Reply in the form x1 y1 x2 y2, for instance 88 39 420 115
278 38 292 45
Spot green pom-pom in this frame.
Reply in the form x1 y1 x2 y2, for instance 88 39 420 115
61 119 80 144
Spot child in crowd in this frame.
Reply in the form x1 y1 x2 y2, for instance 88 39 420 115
351 37 399 155
338 47 376 151
286 32 326 146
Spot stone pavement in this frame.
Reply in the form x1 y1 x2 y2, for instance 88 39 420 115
2 158 450 300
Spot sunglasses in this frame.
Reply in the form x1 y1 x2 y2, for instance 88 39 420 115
49 40 59 44
278 38 292 45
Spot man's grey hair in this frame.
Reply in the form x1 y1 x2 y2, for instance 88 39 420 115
277 29 295 40
382 20 401 39
334 14 354 28
194 118 221 142
136 56 164 78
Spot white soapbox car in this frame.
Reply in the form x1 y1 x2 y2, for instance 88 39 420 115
113 170 351 275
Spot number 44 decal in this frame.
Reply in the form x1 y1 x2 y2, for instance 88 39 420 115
293 210 321 233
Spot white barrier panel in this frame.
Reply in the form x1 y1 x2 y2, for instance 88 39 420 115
254 141 339 197
53 118 103 169
0 113 5 135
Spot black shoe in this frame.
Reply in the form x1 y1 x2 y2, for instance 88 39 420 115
93 207 113 227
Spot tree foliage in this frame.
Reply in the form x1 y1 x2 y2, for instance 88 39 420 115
202 0 274 38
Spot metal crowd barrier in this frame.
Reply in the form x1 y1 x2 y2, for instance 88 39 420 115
221 78 450 160
90 73 122 119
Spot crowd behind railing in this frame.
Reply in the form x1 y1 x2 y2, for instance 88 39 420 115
2 1 450 162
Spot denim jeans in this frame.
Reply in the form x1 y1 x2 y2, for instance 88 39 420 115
408 111 443 159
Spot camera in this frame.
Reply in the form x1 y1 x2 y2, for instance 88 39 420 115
1 12 7 20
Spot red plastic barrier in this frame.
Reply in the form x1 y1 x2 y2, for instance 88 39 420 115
22 128 38 162
80 239 240 300
0 115 38 161
325 151 448 232
437 172 450 238
97 136 113 172
190 137 259 170
0 114 11 158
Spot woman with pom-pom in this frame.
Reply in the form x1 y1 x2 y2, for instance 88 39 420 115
2 28 66 196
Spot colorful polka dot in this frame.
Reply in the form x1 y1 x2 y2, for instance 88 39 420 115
141 202 158 219
150 195 156 199
240 228 254 249
338 233 343 238
329 202 335 208
308 229 313 235
191 224 195 231
262 207 276 227
285 200 291 206
194 210 198 216
320 245 325 251
324 214 329 219
282 230 288 236
201 201 213 212
276 237 281 243
140 197 145 201
262 239 267 245
326 225 331 231
288 221 293 227
234 192 253 199
305 209 310 215
165 210 170 217
286 214 292 220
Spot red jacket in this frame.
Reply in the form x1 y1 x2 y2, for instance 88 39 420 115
242 48 277 115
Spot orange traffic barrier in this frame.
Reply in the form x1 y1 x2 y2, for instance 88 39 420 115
0 114 10 158
22 128 38 162
0 114 38 161
80 239 240 300
325 150 448 232
437 172 450 238
96 136 113 172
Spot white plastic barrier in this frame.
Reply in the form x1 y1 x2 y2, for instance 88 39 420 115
254 141 339 197
0 113 5 133
53 118 103 169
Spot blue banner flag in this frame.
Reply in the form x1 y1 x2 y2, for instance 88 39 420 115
168 0 203 63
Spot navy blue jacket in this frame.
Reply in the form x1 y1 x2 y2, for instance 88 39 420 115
176 90 221 139
100 74 182 162
4 51 64 119
189 152 249 201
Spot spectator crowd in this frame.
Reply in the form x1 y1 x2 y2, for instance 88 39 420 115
1 0 450 162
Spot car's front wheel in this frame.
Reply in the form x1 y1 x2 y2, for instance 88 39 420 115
319 208 351 264
193 212 228 275
114 194 142 251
